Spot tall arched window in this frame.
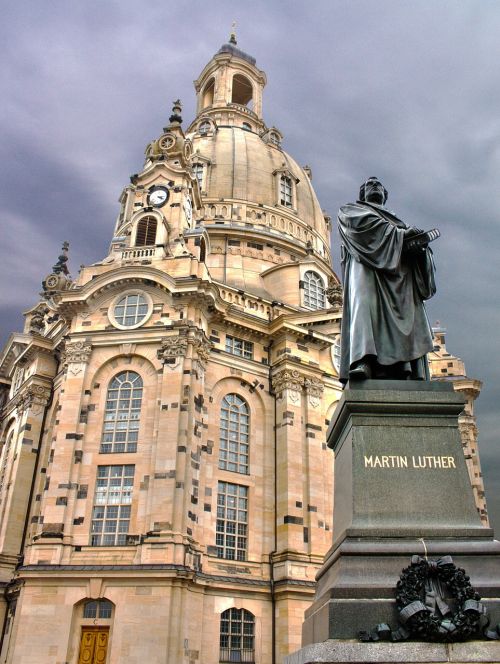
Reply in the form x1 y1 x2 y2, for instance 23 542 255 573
219 608 255 663
100 371 143 453
219 394 249 474
304 271 326 310
232 74 253 107
135 216 157 246
202 78 215 108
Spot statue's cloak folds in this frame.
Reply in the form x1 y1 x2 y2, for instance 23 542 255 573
338 201 436 382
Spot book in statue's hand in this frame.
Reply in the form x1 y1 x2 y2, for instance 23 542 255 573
404 228 440 250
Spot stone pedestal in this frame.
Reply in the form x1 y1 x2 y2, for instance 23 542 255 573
286 381 500 664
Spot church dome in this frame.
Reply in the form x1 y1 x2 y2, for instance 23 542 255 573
183 40 334 299
188 125 330 248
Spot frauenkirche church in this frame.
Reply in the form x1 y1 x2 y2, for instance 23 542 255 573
0 37 488 663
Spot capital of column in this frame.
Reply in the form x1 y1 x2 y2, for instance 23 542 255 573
16 384 52 415
62 340 92 365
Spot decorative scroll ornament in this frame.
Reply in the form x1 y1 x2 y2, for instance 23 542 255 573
360 555 492 643
272 370 305 400
17 385 51 415
304 377 324 408
157 336 189 362
326 278 343 308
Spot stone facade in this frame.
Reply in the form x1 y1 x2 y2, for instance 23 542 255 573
428 323 488 525
0 40 487 664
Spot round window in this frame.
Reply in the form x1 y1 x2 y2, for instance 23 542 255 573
109 291 153 330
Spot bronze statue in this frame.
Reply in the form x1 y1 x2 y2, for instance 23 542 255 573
338 177 438 382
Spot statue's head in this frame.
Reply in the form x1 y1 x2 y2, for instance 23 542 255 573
359 177 388 205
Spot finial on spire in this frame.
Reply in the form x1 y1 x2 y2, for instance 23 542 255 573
229 21 237 45
169 99 183 125
52 241 70 275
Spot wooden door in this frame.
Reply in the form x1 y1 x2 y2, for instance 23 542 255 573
78 627 109 664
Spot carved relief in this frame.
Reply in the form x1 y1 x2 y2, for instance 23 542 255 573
272 370 305 400
157 336 189 362
62 340 92 365
326 279 343 308
17 385 52 415
191 336 213 365
304 377 324 408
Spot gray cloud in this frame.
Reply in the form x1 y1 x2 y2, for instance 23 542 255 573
1 0 499 532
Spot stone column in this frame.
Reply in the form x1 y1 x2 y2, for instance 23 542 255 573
35 340 91 555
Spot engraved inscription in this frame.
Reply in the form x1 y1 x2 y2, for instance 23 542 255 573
364 455 456 469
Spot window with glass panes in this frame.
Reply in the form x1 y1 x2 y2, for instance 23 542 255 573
219 394 249 474
100 371 142 453
225 335 253 360
280 175 292 207
83 600 113 619
113 293 149 327
216 482 248 560
91 465 134 546
304 271 325 309
192 163 204 188
219 608 255 663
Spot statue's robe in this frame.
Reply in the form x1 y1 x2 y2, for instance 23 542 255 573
338 201 436 383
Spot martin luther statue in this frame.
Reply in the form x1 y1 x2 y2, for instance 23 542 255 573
338 177 437 383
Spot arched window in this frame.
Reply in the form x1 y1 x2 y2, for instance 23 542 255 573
219 608 255 663
135 216 157 246
280 175 293 207
83 599 113 619
242 122 251 131
219 394 249 474
304 271 325 310
231 74 253 108
202 77 215 108
100 371 143 453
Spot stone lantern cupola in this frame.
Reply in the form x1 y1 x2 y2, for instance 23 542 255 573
192 36 267 132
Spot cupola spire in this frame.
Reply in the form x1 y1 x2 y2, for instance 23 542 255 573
229 21 237 45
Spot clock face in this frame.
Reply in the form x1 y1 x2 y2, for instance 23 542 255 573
148 186 169 207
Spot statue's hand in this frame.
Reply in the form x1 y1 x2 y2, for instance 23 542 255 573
404 226 423 238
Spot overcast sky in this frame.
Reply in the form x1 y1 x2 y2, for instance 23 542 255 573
1 1 499 533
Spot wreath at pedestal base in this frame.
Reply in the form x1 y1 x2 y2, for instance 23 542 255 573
360 555 500 643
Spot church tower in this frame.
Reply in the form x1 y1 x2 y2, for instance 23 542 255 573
0 38 344 664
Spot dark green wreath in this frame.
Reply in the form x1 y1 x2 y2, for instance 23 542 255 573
360 555 493 643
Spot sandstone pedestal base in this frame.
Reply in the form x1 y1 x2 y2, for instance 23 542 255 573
285 640 500 664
